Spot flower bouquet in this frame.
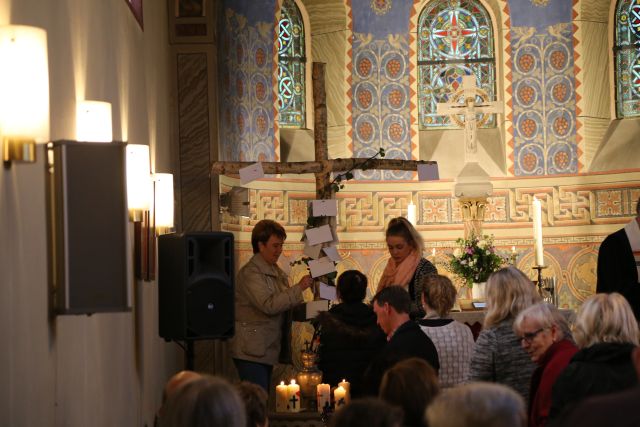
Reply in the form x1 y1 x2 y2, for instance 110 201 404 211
448 234 506 288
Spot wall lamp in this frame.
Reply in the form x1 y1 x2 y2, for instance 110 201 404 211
0 25 50 166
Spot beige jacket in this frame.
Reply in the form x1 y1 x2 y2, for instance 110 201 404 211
229 253 303 365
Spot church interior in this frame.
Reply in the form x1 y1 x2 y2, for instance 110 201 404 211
1 0 639 425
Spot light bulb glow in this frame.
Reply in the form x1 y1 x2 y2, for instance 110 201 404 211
126 144 152 212
76 100 112 142
154 173 174 228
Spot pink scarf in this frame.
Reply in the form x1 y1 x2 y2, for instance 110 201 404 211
376 251 421 293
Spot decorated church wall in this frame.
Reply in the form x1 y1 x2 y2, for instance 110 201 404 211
217 0 640 311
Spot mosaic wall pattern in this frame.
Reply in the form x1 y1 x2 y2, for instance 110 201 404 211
220 5 277 161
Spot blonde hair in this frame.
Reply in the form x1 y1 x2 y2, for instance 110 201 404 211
422 275 457 317
513 303 571 340
385 217 425 254
484 267 541 329
573 293 640 348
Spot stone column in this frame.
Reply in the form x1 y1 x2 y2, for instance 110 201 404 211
458 197 487 238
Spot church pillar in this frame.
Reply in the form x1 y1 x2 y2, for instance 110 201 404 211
458 196 487 238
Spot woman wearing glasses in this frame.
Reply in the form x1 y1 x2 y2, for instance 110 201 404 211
469 266 541 401
513 303 577 427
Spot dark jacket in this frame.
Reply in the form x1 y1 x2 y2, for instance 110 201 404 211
560 385 640 427
408 258 438 319
597 227 640 319
316 302 386 398
363 320 440 395
549 342 638 424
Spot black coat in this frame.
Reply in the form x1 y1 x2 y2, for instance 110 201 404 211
548 342 638 424
363 320 440 396
560 385 640 427
597 227 640 319
316 302 386 398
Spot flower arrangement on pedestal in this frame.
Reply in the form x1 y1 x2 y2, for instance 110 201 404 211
448 234 507 288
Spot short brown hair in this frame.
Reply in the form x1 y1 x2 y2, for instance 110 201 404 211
421 275 457 317
236 381 268 427
251 219 287 253
372 286 411 314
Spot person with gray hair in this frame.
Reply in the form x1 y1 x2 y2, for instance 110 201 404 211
425 382 526 427
548 293 640 423
513 303 577 427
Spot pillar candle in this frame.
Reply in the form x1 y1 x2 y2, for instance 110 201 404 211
532 197 544 266
407 200 417 225
334 385 347 408
287 380 301 413
276 381 288 412
316 383 331 413
338 379 351 404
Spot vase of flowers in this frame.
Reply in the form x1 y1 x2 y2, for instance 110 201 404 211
448 234 506 300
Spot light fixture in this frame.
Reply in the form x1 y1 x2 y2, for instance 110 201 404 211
126 144 152 221
0 25 50 164
76 100 113 142
154 173 174 235
220 186 250 218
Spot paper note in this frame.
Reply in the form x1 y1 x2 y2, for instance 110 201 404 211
239 162 264 185
308 258 336 278
312 199 338 217
417 163 439 181
322 246 342 262
303 241 322 259
319 282 337 301
305 224 334 246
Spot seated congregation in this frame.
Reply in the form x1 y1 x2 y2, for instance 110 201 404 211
156 265 640 427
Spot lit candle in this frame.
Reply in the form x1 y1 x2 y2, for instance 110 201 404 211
287 379 301 413
334 385 347 408
276 381 288 412
338 379 351 404
431 248 436 258
511 246 516 254
407 200 417 225
316 383 331 413
532 197 544 266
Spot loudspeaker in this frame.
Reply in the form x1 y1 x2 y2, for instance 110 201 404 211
158 232 235 341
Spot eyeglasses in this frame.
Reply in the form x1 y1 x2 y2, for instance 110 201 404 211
520 328 545 344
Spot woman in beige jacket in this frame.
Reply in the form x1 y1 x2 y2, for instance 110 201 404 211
230 219 313 391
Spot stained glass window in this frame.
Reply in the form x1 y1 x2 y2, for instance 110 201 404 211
277 0 306 128
417 0 496 129
614 0 640 118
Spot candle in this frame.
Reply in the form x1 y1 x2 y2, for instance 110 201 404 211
431 248 436 258
338 379 351 404
287 380 301 413
407 200 417 225
316 383 331 413
511 246 516 254
532 197 544 266
334 385 347 408
276 381 288 412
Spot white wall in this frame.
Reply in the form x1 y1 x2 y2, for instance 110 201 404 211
0 1 182 425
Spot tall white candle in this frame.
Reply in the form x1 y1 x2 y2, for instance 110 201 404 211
287 380 301 413
276 381 288 412
316 383 331 413
338 379 351 404
407 200 417 225
532 197 544 266
334 385 347 408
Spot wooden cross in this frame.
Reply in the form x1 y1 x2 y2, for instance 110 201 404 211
436 75 503 163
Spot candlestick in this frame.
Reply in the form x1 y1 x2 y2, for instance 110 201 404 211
532 197 544 266
316 383 331 413
510 246 517 265
532 265 547 292
287 379 301 413
276 381 288 412
334 385 347 408
431 248 436 259
338 379 351 404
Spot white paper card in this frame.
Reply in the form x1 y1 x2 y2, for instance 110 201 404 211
239 162 264 185
322 246 342 262
418 163 439 181
305 224 334 246
303 241 323 259
319 282 337 301
308 258 336 278
312 200 338 217
305 300 330 318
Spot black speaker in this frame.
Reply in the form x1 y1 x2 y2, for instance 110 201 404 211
158 232 235 341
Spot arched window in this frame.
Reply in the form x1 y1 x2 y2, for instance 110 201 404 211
417 0 496 129
277 0 306 128
614 0 640 118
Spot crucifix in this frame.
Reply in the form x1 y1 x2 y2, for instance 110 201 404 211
436 75 503 163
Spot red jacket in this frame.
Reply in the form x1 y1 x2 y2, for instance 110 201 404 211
529 339 578 427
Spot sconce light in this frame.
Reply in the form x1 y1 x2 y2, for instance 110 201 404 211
0 25 50 165
76 100 112 142
154 173 174 235
220 186 250 218
126 144 153 221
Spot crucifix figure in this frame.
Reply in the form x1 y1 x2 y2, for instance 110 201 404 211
436 75 503 162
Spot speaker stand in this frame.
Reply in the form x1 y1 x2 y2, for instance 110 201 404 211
186 340 195 370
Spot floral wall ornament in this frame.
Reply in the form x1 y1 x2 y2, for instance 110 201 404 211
530 0 550 7
371 0 392 16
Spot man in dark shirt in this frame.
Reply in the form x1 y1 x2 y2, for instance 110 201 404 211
364 285 440 395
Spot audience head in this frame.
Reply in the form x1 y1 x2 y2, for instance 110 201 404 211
513 303 570 363
337 270 368 303
372 286 411 335
425 382 526 427
421 275 457 317
160 375 246 427
162 370 202 405
251 219 287 258
385 217 424 262
236 381 268 427
573 292 640 348
329 398 403 427
484 266 541 328
379 358 440 427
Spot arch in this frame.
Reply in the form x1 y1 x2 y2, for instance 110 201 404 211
612 0 640 119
